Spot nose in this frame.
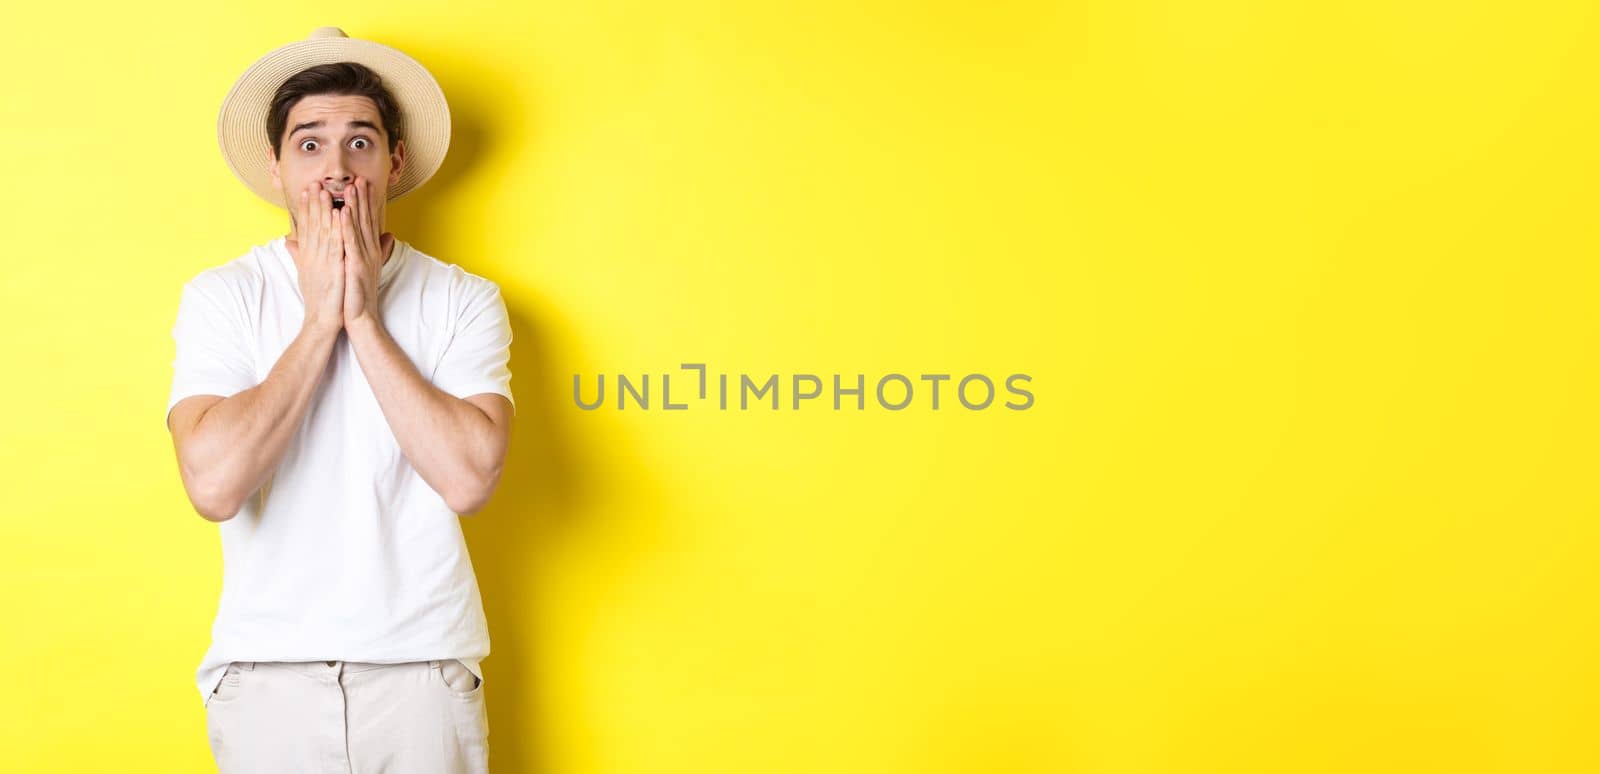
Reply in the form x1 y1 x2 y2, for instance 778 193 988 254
324 152 353 190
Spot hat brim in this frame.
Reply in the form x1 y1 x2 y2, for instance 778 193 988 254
217 35 450 209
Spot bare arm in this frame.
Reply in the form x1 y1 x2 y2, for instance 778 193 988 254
167 322 340 522
345 315 512 515
168 184 349 522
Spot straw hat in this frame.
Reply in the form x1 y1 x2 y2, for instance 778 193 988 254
217 26 451 209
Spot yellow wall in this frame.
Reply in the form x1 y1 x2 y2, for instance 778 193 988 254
2 1 1596 771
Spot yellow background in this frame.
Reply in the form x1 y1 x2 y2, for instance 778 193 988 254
1 1 1596 772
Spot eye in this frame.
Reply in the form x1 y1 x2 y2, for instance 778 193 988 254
351 137 370 150
299 139 318 152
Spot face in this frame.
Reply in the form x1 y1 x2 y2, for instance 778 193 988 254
268 94 406 238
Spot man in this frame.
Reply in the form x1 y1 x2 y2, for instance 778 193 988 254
166 27 510 773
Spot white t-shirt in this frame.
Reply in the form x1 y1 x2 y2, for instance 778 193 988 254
166 235 514 707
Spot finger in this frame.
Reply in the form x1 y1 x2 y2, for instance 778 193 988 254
374 185 385 244
341 205 357 258
344 219 361 282
304 183 320 241
323 189 337 257
332 255 343 293
352 178 372 259
328 200 342 260
327 188 336 249
364 178 380 255
299 184 312 247
291 188 304 253
350 177 367 250
364 179 380 258
320 187 332 247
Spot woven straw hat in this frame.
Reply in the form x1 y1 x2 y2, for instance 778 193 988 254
217 26 451 209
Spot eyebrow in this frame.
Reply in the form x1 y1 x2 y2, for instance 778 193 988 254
289 119 382 139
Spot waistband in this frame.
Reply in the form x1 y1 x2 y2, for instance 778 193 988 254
228 659 447 677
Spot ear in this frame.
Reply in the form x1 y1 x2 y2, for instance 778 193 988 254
388 139 407 188
267 143 281 188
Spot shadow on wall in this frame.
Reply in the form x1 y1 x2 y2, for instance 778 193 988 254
471 305 583 774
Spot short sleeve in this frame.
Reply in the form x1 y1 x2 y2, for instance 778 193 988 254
433 279 516 415
165 280 257 428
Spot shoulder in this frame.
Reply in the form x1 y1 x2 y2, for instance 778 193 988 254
171 243 275 342
179 240 274 304
404 242 505 308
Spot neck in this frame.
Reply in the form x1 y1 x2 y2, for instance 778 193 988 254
285 229 396 266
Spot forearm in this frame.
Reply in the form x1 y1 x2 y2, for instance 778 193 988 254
185 323 340 517
345 315 501 513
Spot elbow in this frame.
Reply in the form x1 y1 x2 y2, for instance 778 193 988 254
187 473 242 523
446 490 489 516
193 494 241 523
447 466 503 517
176 441 252 523
194 491 242 523
451 489 492 521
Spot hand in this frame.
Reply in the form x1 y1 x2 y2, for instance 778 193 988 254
286 183 345 336
340 175 394 329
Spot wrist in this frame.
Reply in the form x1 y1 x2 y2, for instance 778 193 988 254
345 313 385 340
303 315 342 341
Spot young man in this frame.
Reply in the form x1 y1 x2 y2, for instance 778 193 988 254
167 28 511 773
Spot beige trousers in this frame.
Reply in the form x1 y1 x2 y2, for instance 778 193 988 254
204 659 489 773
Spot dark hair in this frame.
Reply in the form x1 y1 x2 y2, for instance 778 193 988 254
267 62 403 159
